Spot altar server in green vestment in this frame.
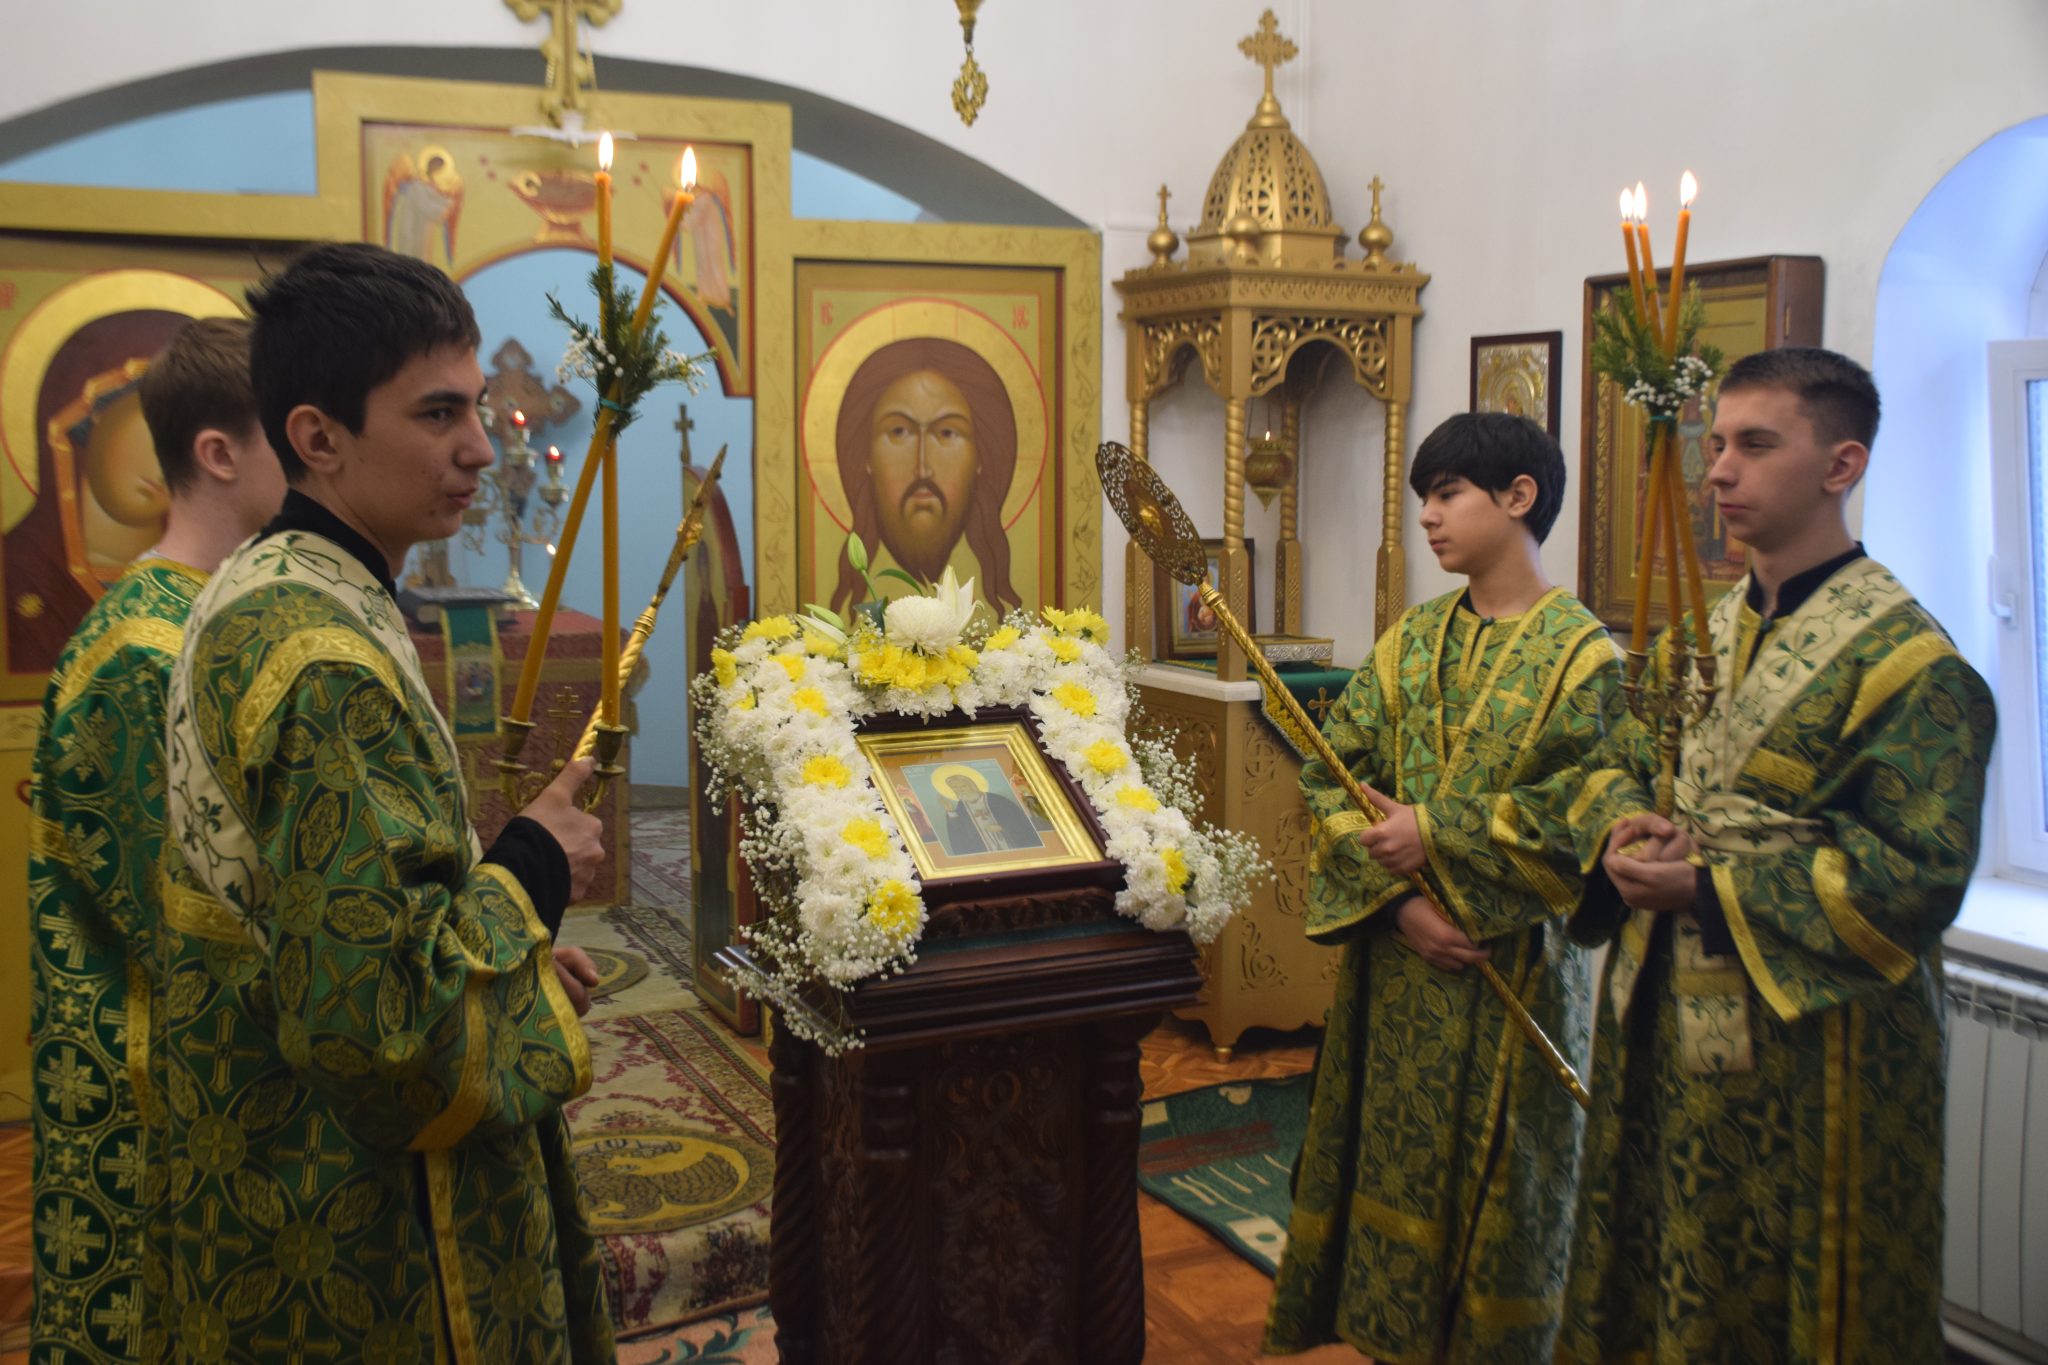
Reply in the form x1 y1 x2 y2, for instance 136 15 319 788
1264 412 1622 1364
1559 347 1995 1364
28 317 285 1364
155 244 613 1362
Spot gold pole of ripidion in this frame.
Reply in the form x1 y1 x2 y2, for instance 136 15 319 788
1099 441 1591 1110
506 0 622 126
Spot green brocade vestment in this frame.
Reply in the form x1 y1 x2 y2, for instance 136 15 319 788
1264 587 1621 1364
1559 557 1995 1364
156 531 612 1363
31 559 207 1363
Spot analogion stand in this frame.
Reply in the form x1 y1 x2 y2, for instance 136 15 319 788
723 898 1200 1365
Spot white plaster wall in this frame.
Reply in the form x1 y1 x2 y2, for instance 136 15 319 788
11 0 2048 664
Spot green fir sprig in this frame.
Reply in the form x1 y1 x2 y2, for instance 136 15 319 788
1590 285 1726 418
549 262 714 434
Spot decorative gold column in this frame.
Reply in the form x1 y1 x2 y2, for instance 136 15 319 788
1124 400 1154 662
1376 398 1407 638
1219 395 1250 682
1277 387 1304 635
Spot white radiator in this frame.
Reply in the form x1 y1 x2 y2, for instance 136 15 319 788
1944 957 2048 1364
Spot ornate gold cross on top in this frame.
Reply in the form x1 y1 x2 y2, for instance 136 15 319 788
1239 9 1299 101
506 0 623 125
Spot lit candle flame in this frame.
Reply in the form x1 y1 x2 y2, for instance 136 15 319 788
680 147 698 191
1620 187 1634 221
512 409 526 427
1680 170 1698 208
598 131 614 173
1634 182 1648 222
547 444 562 462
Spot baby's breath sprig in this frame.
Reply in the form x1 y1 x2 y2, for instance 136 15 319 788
1590 286 1726 419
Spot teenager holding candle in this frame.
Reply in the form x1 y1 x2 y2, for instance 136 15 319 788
1264 412 1623 1365
1559 348 1995 1363
157 242 611 1362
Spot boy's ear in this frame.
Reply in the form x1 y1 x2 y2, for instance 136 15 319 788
286 405 343 475
188 428 237 487
1501 473 1540 520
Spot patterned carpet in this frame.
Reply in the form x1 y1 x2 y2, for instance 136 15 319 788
554 806 775 1337
1137 1073 1313 1274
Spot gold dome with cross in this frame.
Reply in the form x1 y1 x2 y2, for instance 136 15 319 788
1186 10 1346 269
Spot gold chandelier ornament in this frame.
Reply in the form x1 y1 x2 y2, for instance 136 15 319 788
1098 441 1591 1110
1243 427 1293 509
952 0 990 126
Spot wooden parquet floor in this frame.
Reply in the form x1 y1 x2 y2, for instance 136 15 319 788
1140 1016 1368 1365
0 1017 1355 1364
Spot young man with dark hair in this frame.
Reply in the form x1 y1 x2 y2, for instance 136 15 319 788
1265 411 1620 1363
29 315 283 1363
156 243 612 1362
1559 346 1995 1362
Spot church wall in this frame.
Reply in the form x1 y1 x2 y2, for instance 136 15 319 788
8 0 2048 674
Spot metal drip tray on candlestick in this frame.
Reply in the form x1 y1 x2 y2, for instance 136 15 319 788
1252 633 1334 665
401 584 523 628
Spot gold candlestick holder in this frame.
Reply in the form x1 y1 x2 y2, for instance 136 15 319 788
1623 644 1718 818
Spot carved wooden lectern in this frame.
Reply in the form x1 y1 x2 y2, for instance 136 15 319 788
720 712 1202 1365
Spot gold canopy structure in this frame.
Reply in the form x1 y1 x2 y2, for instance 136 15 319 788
1116 9 1428 680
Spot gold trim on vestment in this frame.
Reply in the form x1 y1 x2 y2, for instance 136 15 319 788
28 813 64 861
1812 846 1915 985
1490 794 1576 913
234 627 403 760
426 1150 482 1365
1349 1190 1446 1254
126 957 151 1127
1818 1008 1845 1362
1745 749 1816 797
477 862 593 1098
55 616 185 713
1315 810 1371 866
1842 632 1954 739
1462 1286 1564 1331
1845 1001 1867 1361
408 984 492 1152
1711 863 1802 1022
161 875 250 944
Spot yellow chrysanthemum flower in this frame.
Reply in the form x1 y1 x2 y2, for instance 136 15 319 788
775 652 807 681
743 615 799 643
1116 785 1161 811
803 631 842 659
711 647 737 688
1084 740 1128 774
984 625 1021 652
1043 606 1110 644
1052 682 1097 717
734 692 756 711
791 687 829 716
842 817 889 858
1162 847 1190 897
866 879 921 937
802 755 851 788
1047 636 1082 663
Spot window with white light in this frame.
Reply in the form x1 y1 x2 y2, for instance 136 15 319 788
1987 340 2048 879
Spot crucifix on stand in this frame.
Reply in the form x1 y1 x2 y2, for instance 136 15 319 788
674 402 695 468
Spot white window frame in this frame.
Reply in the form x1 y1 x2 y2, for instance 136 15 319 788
1986 340 2048 879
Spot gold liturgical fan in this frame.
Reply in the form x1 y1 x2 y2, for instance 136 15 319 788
1116 8 1429 681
